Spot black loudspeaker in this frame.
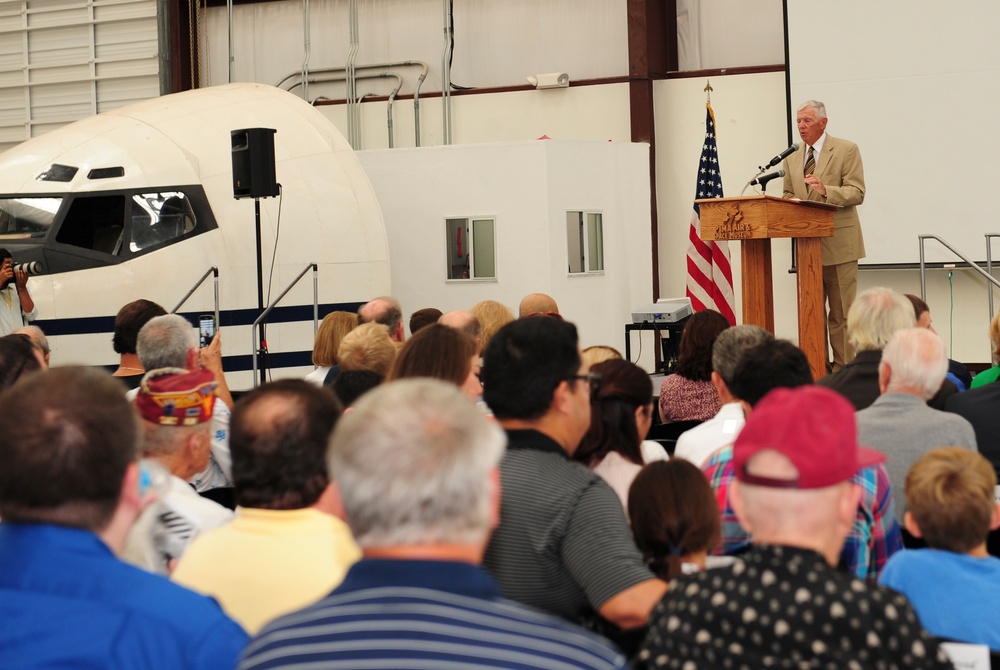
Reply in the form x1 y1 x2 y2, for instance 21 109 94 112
231 128 279 199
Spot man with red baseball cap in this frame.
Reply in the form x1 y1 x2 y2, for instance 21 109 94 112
638 385 952 669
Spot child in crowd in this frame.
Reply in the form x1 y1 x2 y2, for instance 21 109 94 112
879 447 1000 650
628 459 721 581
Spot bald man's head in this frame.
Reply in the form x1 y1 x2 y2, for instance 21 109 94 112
518 293 559 318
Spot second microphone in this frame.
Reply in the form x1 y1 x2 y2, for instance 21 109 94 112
750 169 785 187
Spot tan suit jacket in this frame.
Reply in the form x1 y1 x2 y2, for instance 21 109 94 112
783 134 866 266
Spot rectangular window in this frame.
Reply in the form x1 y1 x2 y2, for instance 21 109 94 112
446 216 496 280
566 210 604 274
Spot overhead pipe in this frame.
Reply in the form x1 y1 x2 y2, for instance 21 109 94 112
413 68 426 146
277 61 429 146
227 0 234 81
386 76 402 148
346 0 360 148
301 0 310 102
288 72 402 150
440 0 453 144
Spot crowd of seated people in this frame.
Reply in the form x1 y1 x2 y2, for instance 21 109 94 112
1 287 996 668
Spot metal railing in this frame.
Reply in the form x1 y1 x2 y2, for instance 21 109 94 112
251 263 319 387
171 266 219 327
919 236 1000 341
919 236 1000 294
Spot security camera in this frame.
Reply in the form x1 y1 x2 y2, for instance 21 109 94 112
527 73 570 89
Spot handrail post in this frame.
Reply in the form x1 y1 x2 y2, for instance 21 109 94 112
213 267 220 330
987 234 997 319
919 236 927 302
251 263 318 388
313 264 319 337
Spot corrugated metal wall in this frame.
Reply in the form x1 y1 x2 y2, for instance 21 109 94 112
0 0 158 152
0 0 784 153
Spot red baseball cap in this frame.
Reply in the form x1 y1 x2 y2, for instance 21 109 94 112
135 367 217 426
734 385 885 489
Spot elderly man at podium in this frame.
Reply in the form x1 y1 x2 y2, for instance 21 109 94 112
783 100 865 372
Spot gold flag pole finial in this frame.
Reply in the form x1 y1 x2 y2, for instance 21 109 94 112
704 80 713 104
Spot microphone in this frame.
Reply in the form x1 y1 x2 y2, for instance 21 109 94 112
749 169 785 187
763 143 800 170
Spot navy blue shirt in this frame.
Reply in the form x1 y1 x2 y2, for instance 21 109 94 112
241 558 628 670
0 522 248 669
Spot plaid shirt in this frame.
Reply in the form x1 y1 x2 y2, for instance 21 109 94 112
701 445 903 580
843 462 904 579
702 444 751 556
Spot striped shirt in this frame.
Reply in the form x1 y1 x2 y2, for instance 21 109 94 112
482 429 654 621
239 558 628 670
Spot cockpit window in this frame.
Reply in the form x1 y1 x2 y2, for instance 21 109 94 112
51 191 200 256
0 197 62 239
56 195 126 254
130 192 197 252
0 187 215 273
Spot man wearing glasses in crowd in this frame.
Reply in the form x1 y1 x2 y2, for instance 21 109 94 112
479 316 667 638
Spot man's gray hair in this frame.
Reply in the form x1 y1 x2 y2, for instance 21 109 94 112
358 296 402 332
881 328 948 400
141 419 208 458
439 311 483 345
14 325 49 356
329 378 506 548
136 314 196 370
847 287 916 352
798 100 827 120
711 325 773 386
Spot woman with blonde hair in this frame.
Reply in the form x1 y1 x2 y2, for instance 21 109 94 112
306 311 358 386
581 345 622 369
469 300 515 351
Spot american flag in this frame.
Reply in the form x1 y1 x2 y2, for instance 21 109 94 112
685 102 736 325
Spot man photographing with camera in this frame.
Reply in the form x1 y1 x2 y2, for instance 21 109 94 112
0 248 36 337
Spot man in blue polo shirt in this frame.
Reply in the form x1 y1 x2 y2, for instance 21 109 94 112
240 379 627 670
0 366 247 668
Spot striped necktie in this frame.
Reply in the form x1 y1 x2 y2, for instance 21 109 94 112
804 146 816 176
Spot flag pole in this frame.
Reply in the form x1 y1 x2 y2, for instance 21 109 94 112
685 85 737 326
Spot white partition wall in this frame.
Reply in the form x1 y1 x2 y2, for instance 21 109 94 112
358 139 655 368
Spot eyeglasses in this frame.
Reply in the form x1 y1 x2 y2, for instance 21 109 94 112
567 372 601 395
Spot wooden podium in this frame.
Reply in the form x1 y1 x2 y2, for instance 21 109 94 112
696 195 837 380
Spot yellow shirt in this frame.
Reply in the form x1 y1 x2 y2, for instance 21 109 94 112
172 506 360 634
